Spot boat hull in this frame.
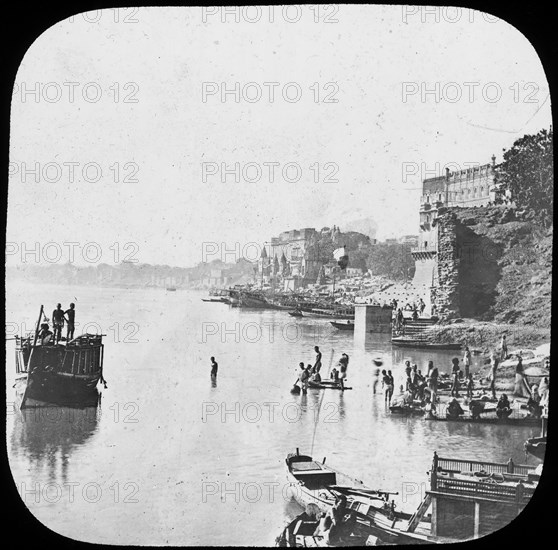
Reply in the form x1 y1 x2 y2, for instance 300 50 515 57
16 335 105 409
285 452 429 545
424 414 541 426
391 338 461 350
524 437 546 460
20 370 101 408
308 380 353 390
330 322 354 331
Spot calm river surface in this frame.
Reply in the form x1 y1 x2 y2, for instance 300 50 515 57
6 283 542 545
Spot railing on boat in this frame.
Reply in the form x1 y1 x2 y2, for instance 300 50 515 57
432 477 535 503
435 455 534 477
15 334 104 376
430 454 537 503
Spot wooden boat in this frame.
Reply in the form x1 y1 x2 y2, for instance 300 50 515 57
305 308 355 320
308 379 353 391
285 450 429 545
524 437 546 460
201 297 226 303
13 306 106 409
330 321 354 331
391 337 461 350
424 413 541 426
389 405 426 416
288 310 303 317
166 287 177 291
275 508 369 547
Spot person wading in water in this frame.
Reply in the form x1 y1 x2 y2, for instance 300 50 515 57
210 357 218 377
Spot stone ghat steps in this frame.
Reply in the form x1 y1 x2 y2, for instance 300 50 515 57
399 319 438 337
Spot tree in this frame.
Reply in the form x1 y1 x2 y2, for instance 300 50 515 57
495 128 553 226
365 243 415 281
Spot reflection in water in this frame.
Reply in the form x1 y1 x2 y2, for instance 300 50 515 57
10 399 101 485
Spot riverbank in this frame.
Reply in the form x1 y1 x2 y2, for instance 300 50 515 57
421 319 549 391
422 319 549 352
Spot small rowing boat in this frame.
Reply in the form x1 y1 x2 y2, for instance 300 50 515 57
391 337 461 350
288 310 303 317
308 379 353 391
284 450 429 545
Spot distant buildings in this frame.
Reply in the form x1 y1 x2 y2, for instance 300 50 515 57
267 226 341 288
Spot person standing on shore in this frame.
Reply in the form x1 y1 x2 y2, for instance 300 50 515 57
500 334 508 361
450 358 461 397
463 346 471 379
513 354 531 398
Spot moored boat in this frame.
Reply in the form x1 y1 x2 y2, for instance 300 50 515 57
285 450 429 545
524 437 546 460
308 379 353 391
391 337 461 350
330 321 354 331
424 413 541 426
14 305 106 409
275 506 369 547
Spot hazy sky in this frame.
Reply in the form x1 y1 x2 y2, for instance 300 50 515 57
8 6 551 268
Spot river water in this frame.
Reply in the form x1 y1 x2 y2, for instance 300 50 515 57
6 283 543 545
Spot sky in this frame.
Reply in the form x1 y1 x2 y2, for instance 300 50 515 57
8 5 552 268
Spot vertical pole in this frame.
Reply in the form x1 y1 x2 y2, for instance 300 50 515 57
33 305 44 347
473 501 480 539
431 452 438 491
431 497 437 537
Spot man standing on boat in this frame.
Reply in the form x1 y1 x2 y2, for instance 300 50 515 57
52 303 65 343
313 346 322 374
65 303 76 341
298 362 309 394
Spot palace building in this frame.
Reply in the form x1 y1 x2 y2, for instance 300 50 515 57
411 155 505 310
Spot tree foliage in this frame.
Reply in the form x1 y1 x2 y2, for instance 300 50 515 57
495 128 553 225
365 243 415 281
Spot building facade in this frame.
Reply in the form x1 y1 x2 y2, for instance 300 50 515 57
411 156 501 307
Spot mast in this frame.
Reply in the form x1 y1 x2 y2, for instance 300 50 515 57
32 305 44 347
